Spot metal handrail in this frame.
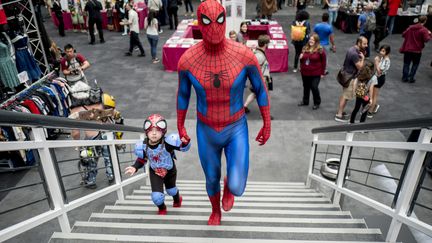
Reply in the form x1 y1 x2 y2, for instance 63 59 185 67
312 116 432 134
308 123 432 242
0 110 143 133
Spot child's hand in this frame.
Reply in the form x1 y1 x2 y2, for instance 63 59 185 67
124 166 137 176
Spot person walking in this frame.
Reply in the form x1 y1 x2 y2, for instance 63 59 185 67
297 33 326 110
357 3 375 57
145 11 160 63
85 0 105 44
372 2 388 53
385 0 401 35
314 12 335 74
167 0 179 30
399 16 431 83
326 0 339 25
291 10 311 73
148 0 163 33
184 0 194 17
123 3 146 56
51 0 65 37
335 36 367 122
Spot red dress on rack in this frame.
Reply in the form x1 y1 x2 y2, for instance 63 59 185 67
0 0 7 25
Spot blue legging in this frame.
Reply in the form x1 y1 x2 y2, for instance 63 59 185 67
196 116 249 197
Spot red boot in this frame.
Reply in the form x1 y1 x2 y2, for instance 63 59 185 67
208 192 221 225
222 176 234 212
158 204 167 215
173 195 182 207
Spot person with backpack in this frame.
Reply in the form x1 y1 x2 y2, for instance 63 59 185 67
291 10 311 73
350 59 375 124
357 3 375 57
60 44 90 84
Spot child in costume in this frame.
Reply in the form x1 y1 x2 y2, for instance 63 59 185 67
125 114 191 214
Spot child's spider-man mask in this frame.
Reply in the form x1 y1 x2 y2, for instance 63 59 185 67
197 0 226 45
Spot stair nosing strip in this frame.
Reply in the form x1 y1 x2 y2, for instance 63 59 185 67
133 190 325 197
51 232 387 243
116 200 339 208
104 205 351 215
176 180 306 186
90 213 365 224
139 186 316 192
73 221 382 234
125 195 330 202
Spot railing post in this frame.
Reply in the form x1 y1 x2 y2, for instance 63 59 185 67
32 127 71 233
333 132 354 206
106 132 124 201
139 133 151 186
386 128 432 242
306 134 319 188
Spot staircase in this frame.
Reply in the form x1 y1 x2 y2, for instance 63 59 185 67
50 180 386 243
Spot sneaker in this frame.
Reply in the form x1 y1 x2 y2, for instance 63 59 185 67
107 175 114 183
88 42 95 45
293 68 298 73
191 13 194 17
73 29 78 33
298 101 308 106
122 32 128 36
185 13 189 17
152 58 160 63
361 104 371 114
85 180 97 189
100 40 105 44
335 115 348 123
374 104 380 113
312 105 320 110
367 112 374 118
342 112 349 119
139 53 146 57
159 29 163 34
125 52 132 56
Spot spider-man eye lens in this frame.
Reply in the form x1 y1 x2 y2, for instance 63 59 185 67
201 14 211 25
156 120 167 130
216 12 225 24
144 120 151 130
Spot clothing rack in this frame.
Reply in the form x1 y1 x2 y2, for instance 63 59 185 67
0 71 56 109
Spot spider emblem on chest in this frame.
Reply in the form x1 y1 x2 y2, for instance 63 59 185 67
205 70 229 88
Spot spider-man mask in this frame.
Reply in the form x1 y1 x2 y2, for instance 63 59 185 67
197 0 226 45
143 114 167 135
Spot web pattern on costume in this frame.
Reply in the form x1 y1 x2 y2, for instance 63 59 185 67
177 0 270 132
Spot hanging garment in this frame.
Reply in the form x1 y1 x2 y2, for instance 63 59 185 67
0 0 7 25
12 35 42 81
0 42 20 88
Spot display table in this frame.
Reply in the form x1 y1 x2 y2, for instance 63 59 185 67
162 20 289 73
51 7 147 31
335 10 432 34
51 12 73 30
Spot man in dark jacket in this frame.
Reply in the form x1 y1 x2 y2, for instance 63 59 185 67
85 0 105 44
51 0 65 36
167 0 179 30
400 16 431 83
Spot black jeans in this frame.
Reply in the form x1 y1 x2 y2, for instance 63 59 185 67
88 17 104 43
55 13 65 36
301 75 321 105
184 0 193 12
373 26 387 50
293 43 304 69
350 97 368 123
129 31 145 55
402 52 422 81
168 7 178 30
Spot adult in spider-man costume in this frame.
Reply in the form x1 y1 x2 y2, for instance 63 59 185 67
176 0 271 225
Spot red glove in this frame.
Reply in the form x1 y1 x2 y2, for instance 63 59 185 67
177 109 191 144
256 106 271 145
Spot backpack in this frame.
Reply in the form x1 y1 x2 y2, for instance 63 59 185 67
365 14 376 32
291 21 307 42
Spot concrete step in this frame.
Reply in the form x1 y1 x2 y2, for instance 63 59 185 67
175 180 306 186
50 232 388 243
65 221 383 241
139 186 317 192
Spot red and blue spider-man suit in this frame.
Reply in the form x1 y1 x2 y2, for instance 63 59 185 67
176 0 271 225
